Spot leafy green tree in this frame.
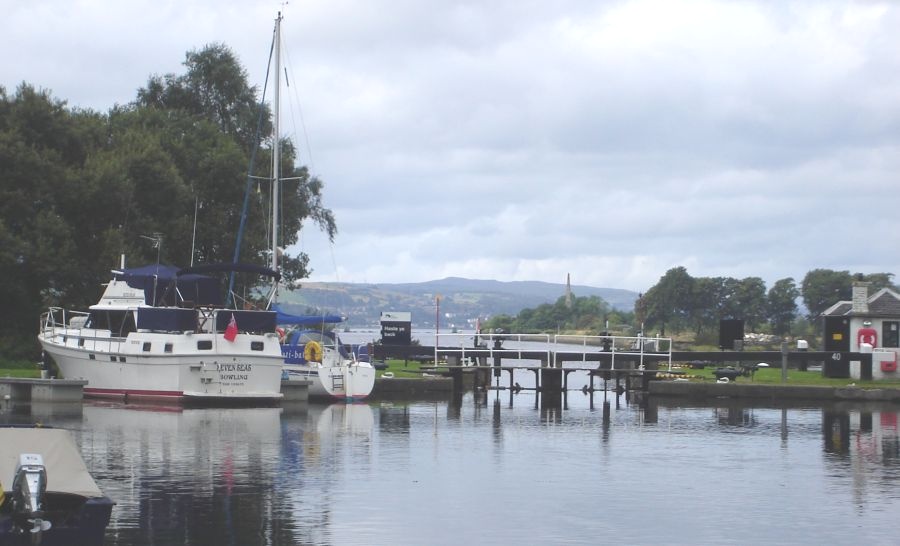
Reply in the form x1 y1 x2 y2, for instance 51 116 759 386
136 44 270 152
485 314 515 333
860 273 897 292
801 269 853 319
481 295 614 334
132 44 335 288
641 267 694 335
0 85 106 357
0 44 339 360
767 278 799 336
687 276 724 336
801 270 896 321
732 277 767 330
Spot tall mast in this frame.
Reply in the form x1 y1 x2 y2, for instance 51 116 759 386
271 12 282 296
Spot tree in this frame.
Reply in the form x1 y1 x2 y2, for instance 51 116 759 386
767 278 799 336
132 44 336 289
136 44 270 152
481 294 614 333
687 277 724 337
0 85 108 357
641 267 694 335
801 269 853 319
860 273 897 293
732 277 767 330
0 44 339 359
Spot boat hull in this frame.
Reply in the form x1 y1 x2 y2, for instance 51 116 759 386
39 332 284 402
0 427 113 546
284 364 376 401
0 495 113 546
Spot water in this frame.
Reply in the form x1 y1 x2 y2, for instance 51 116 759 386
3 392 900 545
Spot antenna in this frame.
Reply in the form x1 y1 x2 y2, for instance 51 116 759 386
140 233 163 266
140 233 163 305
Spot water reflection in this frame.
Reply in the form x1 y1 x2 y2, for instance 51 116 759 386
3 395 900 544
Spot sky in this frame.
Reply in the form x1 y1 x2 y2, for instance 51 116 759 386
3 0 899 292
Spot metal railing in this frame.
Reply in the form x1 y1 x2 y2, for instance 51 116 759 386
434 332 673 371
551 333 673 370
40 307 125 354
435 332 551 367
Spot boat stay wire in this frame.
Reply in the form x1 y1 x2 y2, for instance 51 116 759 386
227 27 276 308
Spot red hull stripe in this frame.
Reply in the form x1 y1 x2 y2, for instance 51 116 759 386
85 388 184 398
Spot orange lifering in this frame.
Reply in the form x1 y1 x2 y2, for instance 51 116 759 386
276 327 286 343
304 341 323 363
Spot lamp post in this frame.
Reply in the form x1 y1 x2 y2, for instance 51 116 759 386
435 294 441 345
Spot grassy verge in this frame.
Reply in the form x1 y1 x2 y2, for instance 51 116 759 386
667 365 900 388
378 358 445 379
0 368 41 378
0 357 41 379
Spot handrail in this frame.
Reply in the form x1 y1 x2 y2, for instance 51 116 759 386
39 307 125 354
434 332 673 371
434 332 552 367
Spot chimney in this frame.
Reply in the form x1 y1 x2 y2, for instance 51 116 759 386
852 281 870 314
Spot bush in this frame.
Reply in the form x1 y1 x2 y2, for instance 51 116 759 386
0 334 41 364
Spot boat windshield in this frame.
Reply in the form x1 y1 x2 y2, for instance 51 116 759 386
293 330 350 358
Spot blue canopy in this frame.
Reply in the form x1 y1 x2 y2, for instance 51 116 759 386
178 262 280 281
273 305 343 326
114 265 220 306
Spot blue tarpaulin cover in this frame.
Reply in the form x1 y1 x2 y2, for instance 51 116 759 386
215 310 277 334
273 305 343 326
137 307 198 332
114 265 221 306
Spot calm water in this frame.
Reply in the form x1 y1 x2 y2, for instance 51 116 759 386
3 391 900 546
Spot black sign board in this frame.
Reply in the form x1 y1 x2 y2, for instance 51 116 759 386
381 321 411 345
718 319 745 350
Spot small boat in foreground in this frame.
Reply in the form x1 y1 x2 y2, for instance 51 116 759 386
0 427 113 546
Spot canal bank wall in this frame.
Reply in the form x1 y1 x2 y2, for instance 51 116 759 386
649 381 900 403
372 376 452 397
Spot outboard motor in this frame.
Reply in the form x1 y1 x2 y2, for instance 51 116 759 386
11 453 52 542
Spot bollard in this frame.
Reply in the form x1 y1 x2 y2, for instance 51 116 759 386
781 341 788 383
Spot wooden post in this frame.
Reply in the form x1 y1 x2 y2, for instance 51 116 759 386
781 342 788 383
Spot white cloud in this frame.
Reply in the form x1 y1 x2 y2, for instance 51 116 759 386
4 0 899 292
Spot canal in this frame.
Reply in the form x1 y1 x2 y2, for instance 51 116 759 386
2 392 899 545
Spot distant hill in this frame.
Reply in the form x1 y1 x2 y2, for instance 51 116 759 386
277 277 639 328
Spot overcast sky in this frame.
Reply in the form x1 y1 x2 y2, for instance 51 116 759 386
4 0 899 292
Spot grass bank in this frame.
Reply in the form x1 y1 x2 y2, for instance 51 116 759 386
378 359 447 379
665 365 900 389
0 368 41 378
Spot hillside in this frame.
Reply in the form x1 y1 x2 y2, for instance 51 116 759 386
277 277 639 328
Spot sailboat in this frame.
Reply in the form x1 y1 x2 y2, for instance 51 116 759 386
254 13 375 401
277 307 376 401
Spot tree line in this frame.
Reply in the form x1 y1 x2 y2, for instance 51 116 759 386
483 295 634 334
482 267 897 343
638 267 896 339
1 44 336 360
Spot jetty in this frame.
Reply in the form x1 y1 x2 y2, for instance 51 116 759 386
0 377 88 402
373 332 877 399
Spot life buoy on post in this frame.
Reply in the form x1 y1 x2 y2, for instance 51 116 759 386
304 341 323 363
858 325 878 348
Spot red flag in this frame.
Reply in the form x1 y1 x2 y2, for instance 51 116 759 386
224 314 238 342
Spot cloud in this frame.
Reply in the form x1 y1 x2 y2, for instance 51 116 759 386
4 0 899 292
